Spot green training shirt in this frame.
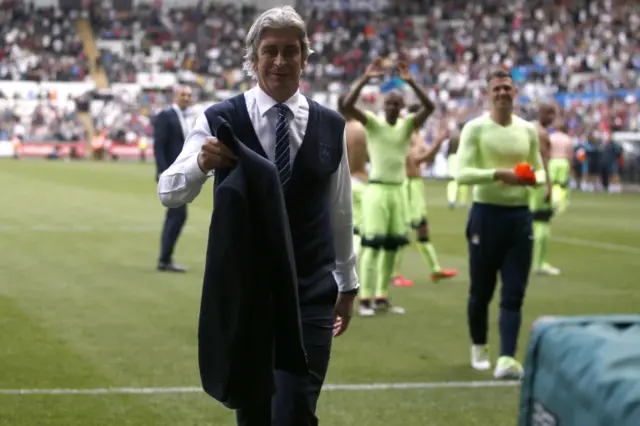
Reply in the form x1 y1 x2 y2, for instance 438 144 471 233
456 113 545 206
364 111 415 184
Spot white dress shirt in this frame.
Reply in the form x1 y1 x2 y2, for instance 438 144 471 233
172 104 188 139
157 86 358 293
172 104 194 139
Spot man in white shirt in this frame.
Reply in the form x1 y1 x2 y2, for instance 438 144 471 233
157 6 358 426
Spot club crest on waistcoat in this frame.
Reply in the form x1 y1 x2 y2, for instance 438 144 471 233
319 141 331 164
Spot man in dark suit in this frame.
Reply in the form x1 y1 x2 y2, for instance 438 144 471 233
157 6 359 426
153 85 193 272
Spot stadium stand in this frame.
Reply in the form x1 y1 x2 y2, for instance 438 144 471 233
0 0 638 186
0 2 89 83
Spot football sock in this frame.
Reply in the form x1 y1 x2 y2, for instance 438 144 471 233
417 242 441 273
532 222 549 269
392 246 405 277
359 247 377 300
374 249 396 299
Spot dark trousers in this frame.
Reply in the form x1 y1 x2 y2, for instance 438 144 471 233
465 202 533 357
159 205 187 264
235 302 334 426
600 166 611 191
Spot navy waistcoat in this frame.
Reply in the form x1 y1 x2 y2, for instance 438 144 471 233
204 93 345 303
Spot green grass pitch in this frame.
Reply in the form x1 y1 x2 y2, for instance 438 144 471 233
1 160 638 425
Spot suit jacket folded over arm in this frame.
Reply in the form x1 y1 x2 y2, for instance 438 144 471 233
197 119 307 411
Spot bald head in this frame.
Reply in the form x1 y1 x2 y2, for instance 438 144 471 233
538 103 554 114
174 85 193 110
385 89 404 103
538 103 557 127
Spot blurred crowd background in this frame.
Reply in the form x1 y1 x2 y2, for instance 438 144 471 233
0 0 638 187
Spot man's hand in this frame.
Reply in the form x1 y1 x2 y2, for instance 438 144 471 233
364 57 385 80
197 136 238 173
494 169 536 186
333 292 356 337
396 61 413 83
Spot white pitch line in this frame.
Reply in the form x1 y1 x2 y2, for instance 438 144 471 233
554 236 640 255
0 225 160 233
323 381 520 391
0 381 520 396
2 224 639 255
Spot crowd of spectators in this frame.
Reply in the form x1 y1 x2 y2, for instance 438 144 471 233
0 1 89 83
90 0 639 94
0 1 90 140
87 0 639 141
90 86 214 141
0 98 86 142
0 0 638 161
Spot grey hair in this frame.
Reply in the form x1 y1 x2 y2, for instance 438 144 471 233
242 6 313 80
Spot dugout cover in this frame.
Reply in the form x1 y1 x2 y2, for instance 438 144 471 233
518 315 640 426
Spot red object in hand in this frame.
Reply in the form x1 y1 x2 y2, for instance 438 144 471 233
514 162 536 183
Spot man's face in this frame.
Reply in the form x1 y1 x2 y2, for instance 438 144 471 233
175 86 193 110
540 107 557 127
384 92 404 123
254 28 305 101
489 77 516 109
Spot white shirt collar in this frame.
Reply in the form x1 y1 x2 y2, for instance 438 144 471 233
254 85 301 118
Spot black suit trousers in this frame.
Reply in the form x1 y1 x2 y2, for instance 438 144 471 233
159 205 187 263
235 299 335 426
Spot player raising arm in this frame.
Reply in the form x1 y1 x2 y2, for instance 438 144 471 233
341 58 435 316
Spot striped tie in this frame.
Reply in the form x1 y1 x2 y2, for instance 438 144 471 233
274 103 291 188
